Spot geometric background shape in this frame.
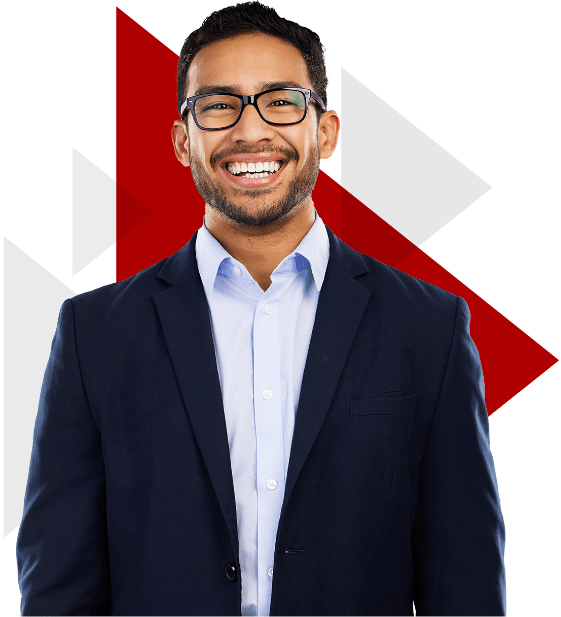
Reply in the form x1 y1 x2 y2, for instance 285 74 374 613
342 68 491 245
3 238 75 536
329 178 558 412
116 10 557 420
117 8 199 281
116 182 153 243
73 148 118 275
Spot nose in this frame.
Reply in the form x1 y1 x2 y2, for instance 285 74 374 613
228 102 276 144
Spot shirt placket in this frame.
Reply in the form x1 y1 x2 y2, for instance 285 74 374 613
253 270 297 617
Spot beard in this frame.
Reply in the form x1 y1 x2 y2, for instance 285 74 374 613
188 141 321 227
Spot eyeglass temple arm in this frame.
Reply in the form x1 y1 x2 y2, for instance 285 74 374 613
310 91 326 111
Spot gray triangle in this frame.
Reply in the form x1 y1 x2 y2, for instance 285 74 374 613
3 238 76 537
342 69 491 245
73 149 116 275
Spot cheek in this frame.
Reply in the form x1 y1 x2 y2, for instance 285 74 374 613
189 136 217 168
295 126 318 155
189 142 206 165
298 135 319 168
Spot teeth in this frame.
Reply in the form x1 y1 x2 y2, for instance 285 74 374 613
226 160 283 177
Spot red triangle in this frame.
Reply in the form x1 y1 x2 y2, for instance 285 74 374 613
116 182 153 241
340 186 558 412
311 171 342 237
117 8 205 279
116 8 558 414
315 171 419 264
399 247 557 412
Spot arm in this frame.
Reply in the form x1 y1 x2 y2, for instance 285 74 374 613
412 296 506 616
16 299 111 616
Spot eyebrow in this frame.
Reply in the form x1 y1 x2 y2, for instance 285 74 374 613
192 80 306 97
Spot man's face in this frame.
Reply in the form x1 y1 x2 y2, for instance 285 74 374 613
179 33 324 227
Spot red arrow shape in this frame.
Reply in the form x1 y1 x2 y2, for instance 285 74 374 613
116 8 557 414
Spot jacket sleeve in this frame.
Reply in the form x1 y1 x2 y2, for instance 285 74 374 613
16 298 111 616
412 296 506 616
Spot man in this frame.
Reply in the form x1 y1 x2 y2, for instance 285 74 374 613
16 2 506 615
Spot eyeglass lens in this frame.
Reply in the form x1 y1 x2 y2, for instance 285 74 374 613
194 89 306 129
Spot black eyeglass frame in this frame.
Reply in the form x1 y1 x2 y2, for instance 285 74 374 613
180 87 326 131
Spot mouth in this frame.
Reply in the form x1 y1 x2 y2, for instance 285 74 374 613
225 159 284 178
219 158 288 188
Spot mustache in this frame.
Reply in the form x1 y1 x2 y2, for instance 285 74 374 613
210 144 299 168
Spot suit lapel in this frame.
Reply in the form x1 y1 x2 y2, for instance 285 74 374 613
151 226 372 556
152 233 239 558
279 226 371 527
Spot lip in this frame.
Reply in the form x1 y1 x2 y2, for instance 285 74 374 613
218 159 288 188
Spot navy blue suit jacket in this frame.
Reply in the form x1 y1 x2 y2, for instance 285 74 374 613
16 226 506 616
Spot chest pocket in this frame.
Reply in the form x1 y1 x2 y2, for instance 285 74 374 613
350 393 419 416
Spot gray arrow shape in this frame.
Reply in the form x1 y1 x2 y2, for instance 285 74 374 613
3 237 76 536
73 148 116 276
342 69 490 245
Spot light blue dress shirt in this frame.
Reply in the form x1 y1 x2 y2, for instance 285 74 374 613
195 211 330 616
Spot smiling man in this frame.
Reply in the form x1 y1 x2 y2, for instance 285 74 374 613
171 29 338 292
16 2 506 616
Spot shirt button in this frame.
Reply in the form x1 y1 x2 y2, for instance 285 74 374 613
266 479 278 490
264 303 273 314
262 389 273 400
268 567 274 578
233 266 241 276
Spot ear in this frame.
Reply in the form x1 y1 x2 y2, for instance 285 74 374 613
318 110 340 160
172 119 190 167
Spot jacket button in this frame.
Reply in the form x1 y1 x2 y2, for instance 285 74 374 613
225 563 237 581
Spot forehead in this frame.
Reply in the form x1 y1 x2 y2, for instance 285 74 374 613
186 33 312 96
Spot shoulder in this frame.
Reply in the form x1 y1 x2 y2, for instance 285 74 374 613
327 227 459 319
63 233 201 347
68 232 199 317
68 254 173 325
360 252 458 311
360 251 461 339
325 226 465 357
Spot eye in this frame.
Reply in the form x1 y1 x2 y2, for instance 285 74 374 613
202 102 234 112
269 99 294 107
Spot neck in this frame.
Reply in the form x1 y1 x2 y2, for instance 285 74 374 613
204 200 316 291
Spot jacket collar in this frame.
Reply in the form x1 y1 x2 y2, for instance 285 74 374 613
156 222 369 288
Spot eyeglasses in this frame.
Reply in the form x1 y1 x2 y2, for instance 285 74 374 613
180 87 326 131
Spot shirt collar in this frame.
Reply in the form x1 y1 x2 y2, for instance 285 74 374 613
195 210 330 296
287 211 329 291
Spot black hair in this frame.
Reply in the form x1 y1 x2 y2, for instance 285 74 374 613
176 1 328 121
